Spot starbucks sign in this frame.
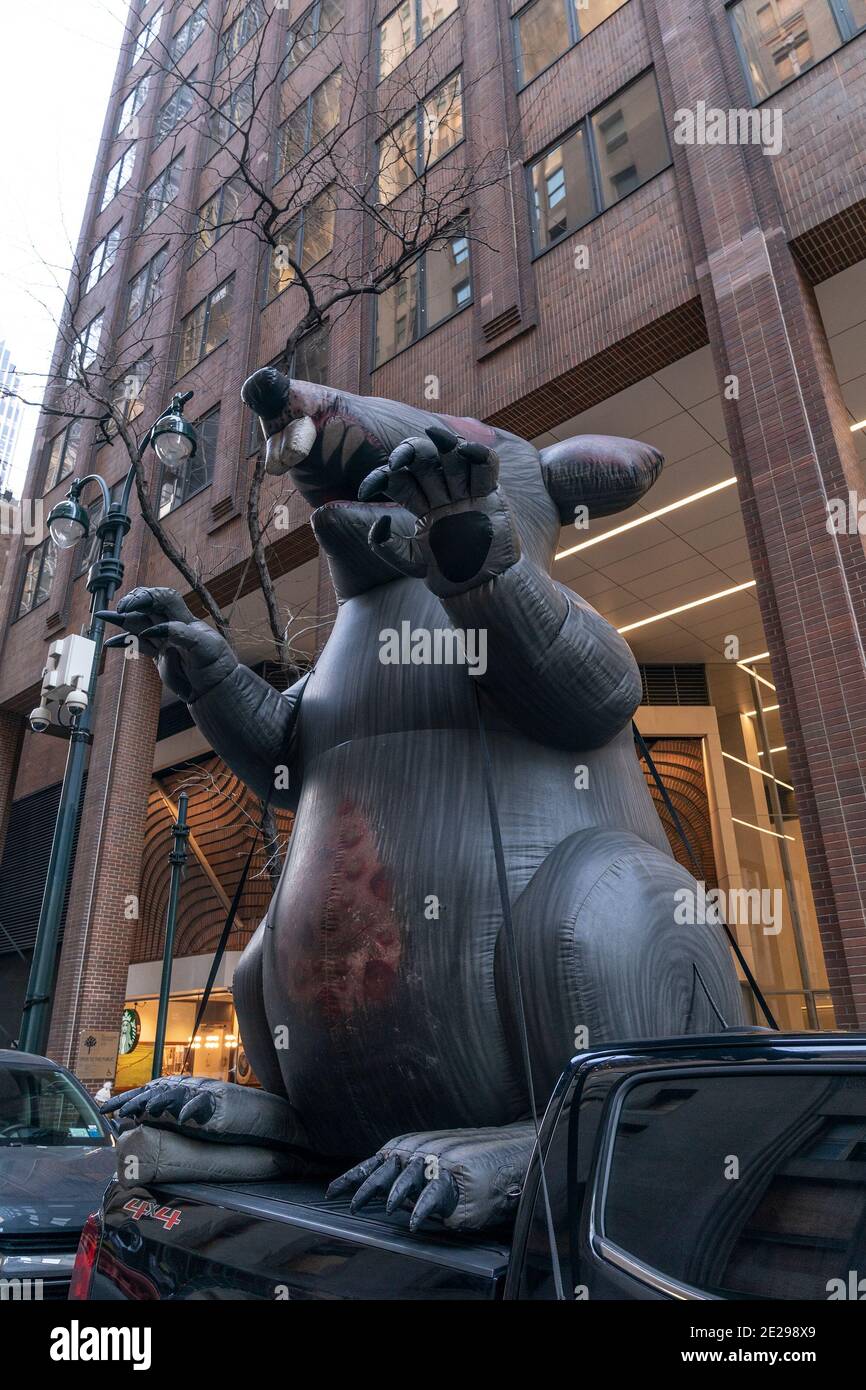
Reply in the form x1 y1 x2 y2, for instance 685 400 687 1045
119 1007 141 1055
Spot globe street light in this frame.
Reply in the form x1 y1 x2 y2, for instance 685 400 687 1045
18 393 198 1057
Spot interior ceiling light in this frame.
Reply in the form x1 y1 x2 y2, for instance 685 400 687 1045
555 477 738 560
731 816 795 842
721 750 794 792
850 420 866 432
736 649 775 692
745 702 780 717
617 580 756 634
757 745 787 756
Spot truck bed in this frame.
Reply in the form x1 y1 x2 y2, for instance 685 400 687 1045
96 1176 513 1300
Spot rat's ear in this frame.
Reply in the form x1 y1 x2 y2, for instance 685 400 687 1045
539 434 663 525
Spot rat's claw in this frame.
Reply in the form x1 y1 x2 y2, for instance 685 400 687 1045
349 1154 402 1213
179 1091 217 1126
386 1155 425 1214
409 1174 460 1232
325 1153 384 1201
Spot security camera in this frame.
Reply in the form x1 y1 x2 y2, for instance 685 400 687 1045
29 705 52 734
65 687 88 717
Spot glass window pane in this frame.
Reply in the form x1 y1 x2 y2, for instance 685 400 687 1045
35 540 57 607
420 0 458 39
730 0 842 101
849 0 866 28
127 267 146 325
204 278 233 355
378 111 418 202
603 1074 866 1299
280 107 309 173
379 1 414 79
517 0 571 84
294 324 329 382
193 190 219 260
422 72 463 167
320 0 344 38
531 125 594 249
573 0 627 37
178 300 205 375
374 262 419 365
310 70 341 145
45 436 63 491
18 548 40 616
425 227 471 328
591 72 669 210
301 189 335 269
267 220 299 300
287 9 316 70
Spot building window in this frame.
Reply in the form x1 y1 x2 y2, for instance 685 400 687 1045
265 187 336 303
86 224 122 291
101 146 136 211
514 0 627 86
142 153 183 229
177 276 234 376
217 0 265 72
374 222 470 366
171 0 208 59
293 323 330 383
44 420 82 494
378 0 458 81
17 538 57 619
277 70 342 178
159 405 219 515
192 177 244 261
117 74 150 136
377 70 462 203
529 70 670 252
286 0 343 72
729 0 863 101
130 4 163 67
67 312 104 381
77 480 124 577
155 76 196 144
125 247 169 326
211 76 255 146
110 357 152 433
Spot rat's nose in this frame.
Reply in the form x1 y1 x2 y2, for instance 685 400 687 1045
241 366 292 423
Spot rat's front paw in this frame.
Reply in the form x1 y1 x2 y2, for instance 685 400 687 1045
358 426 521 598
326 1123 535 1232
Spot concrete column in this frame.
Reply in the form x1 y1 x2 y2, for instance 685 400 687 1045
648 0 866 1025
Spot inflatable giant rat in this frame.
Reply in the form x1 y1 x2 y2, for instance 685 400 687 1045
102 369 745 1231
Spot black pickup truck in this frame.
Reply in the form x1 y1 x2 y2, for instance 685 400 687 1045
71 1032 866 1301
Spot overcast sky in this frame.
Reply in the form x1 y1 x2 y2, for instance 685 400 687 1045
0 1 128 494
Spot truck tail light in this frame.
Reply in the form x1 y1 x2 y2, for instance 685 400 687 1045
69 1211 101 1300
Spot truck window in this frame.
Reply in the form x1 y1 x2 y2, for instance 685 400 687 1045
598 1072 866 1299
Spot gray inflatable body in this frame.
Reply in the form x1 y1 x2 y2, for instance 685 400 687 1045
103 372 745 1229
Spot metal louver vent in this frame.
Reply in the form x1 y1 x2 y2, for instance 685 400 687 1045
0 776 87 956
639 664 709 706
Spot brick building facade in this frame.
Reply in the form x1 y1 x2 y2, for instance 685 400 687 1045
0 0 865 1076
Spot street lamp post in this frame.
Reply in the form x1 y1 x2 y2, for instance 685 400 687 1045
18 393 198 1057
152 791 189 1080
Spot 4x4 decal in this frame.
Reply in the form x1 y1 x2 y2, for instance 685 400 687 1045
123 1198 183 1230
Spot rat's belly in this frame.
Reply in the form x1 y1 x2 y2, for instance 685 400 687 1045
260 730 550 1155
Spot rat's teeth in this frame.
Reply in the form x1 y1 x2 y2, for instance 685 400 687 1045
265 415 316 476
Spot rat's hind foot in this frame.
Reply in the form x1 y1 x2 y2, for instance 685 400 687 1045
326 1123 535 1232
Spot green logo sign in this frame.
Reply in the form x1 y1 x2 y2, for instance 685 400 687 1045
119 1008 140 1055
